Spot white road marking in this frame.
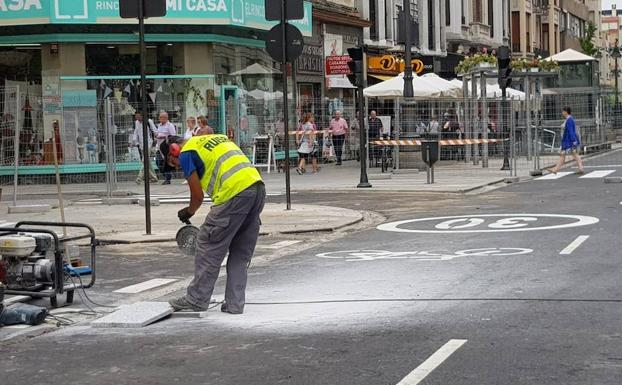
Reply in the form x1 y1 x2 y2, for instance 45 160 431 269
536 172 573 180
377 214 599 234
396 339 467 385
560 235 590 255
114 278 178 294
256 240 302 250
579 170 616 179
583 165 622 168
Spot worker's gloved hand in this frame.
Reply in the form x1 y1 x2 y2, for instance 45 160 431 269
178 207 194 224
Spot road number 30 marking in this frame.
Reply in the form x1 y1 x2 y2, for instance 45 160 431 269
377 214 599 234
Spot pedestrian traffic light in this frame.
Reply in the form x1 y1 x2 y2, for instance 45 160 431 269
497 45 512 90
347 47 364 87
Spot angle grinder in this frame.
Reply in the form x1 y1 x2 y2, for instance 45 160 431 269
176 220 199 255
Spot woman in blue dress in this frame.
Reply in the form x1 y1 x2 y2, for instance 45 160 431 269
549 106 584 174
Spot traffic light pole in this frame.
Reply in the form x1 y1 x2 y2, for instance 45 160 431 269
280 0 292 210
138 0 152 234
500 87 511 171
402 0 414 97
357 83 371 188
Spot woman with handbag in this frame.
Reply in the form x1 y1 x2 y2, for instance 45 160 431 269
296 113 318 175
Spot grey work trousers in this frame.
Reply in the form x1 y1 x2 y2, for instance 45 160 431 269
186 182 265 313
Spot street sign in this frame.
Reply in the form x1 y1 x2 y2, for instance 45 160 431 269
421 141 439 166
325 55 353 75
265 0 304 21
119 0 166 18
265 23 304 63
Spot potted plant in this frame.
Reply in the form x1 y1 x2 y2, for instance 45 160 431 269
510 58 527 72
528 58 540 72
539 59 560 72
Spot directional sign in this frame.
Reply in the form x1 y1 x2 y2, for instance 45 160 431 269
265 23 304 63
119 0 167 18
377 214 600 234
265 0 304 21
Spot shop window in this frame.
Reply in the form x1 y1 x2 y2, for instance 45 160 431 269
85 44 173 76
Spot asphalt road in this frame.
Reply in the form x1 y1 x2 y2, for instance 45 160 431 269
2 151 622 385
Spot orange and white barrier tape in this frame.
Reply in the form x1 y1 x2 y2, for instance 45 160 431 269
372 139 504 146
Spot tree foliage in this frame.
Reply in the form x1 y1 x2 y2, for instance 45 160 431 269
579 22 599 57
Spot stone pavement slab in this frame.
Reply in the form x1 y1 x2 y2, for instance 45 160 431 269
91 301 173 328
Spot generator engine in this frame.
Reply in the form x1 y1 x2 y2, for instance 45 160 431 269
0 234 55 291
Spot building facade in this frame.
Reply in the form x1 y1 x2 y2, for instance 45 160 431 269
360 0 449 80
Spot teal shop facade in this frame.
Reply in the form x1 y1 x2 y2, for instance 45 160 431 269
0 0 313 173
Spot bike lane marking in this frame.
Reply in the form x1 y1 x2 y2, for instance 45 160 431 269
559 235 590 255
316 248 534 262
396 339 467 385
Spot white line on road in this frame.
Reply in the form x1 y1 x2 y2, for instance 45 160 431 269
579 170 616 179
114 278 178 294
583 165 622 168
396 339 467 385
560 235 590 255
536 172 574 180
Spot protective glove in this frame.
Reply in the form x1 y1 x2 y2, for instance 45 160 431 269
178 207 194 224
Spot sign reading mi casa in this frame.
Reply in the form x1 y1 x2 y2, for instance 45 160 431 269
0 0 312 36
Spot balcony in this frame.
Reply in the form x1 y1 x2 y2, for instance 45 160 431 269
470 22 491 38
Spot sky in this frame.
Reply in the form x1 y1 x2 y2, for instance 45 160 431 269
604 0 622 10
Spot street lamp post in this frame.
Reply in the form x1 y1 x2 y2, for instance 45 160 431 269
612 41 621 109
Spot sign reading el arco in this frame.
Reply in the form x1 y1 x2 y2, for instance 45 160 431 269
0 0 312 36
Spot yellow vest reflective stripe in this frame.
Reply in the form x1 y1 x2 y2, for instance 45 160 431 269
181 135 262 205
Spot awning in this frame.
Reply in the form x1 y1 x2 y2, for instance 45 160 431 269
327 76 356 89
369 74 394 81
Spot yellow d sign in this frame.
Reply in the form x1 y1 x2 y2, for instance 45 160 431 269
379 55 396 71
412 59 424 74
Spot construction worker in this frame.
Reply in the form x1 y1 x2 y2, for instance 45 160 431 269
164 134 265 314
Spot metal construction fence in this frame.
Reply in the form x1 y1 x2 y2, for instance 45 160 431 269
1 82 621 200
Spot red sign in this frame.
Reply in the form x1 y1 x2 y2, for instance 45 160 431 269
325 55 352 75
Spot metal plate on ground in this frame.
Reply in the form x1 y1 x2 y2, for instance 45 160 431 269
91 302 173 328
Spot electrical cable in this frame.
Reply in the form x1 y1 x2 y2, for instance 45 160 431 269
244 297 622 306
65 273 112 314
73 273 116 309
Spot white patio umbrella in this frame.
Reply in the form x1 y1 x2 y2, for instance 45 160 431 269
363 72 461 98
450 79 525 100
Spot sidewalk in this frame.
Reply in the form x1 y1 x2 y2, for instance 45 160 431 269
0 202 364 243
0 150 584 204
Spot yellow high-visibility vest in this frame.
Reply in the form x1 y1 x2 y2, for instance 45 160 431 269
181 135 262 205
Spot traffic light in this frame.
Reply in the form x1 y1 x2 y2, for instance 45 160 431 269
347 47 364 87
497 45 512 90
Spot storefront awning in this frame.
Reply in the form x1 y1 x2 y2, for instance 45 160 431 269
369 74 394 81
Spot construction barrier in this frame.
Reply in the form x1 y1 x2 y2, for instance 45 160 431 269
371 139 505 146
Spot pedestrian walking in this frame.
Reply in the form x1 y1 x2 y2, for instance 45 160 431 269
166 134 265 314
131 111 158 184
296 113 318 174
368 111 383 165
549 106 584 174
184 116 198 140
155 111 177 184
329 110 348 165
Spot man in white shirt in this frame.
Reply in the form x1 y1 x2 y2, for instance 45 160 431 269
131 111 158 184
155 111 177 184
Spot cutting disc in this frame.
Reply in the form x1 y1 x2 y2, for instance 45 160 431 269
176 225 199 255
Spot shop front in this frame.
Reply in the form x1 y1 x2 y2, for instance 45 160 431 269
0 0 312 178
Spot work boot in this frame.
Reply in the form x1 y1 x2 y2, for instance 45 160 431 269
220 302 243 314
168 296 207 312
